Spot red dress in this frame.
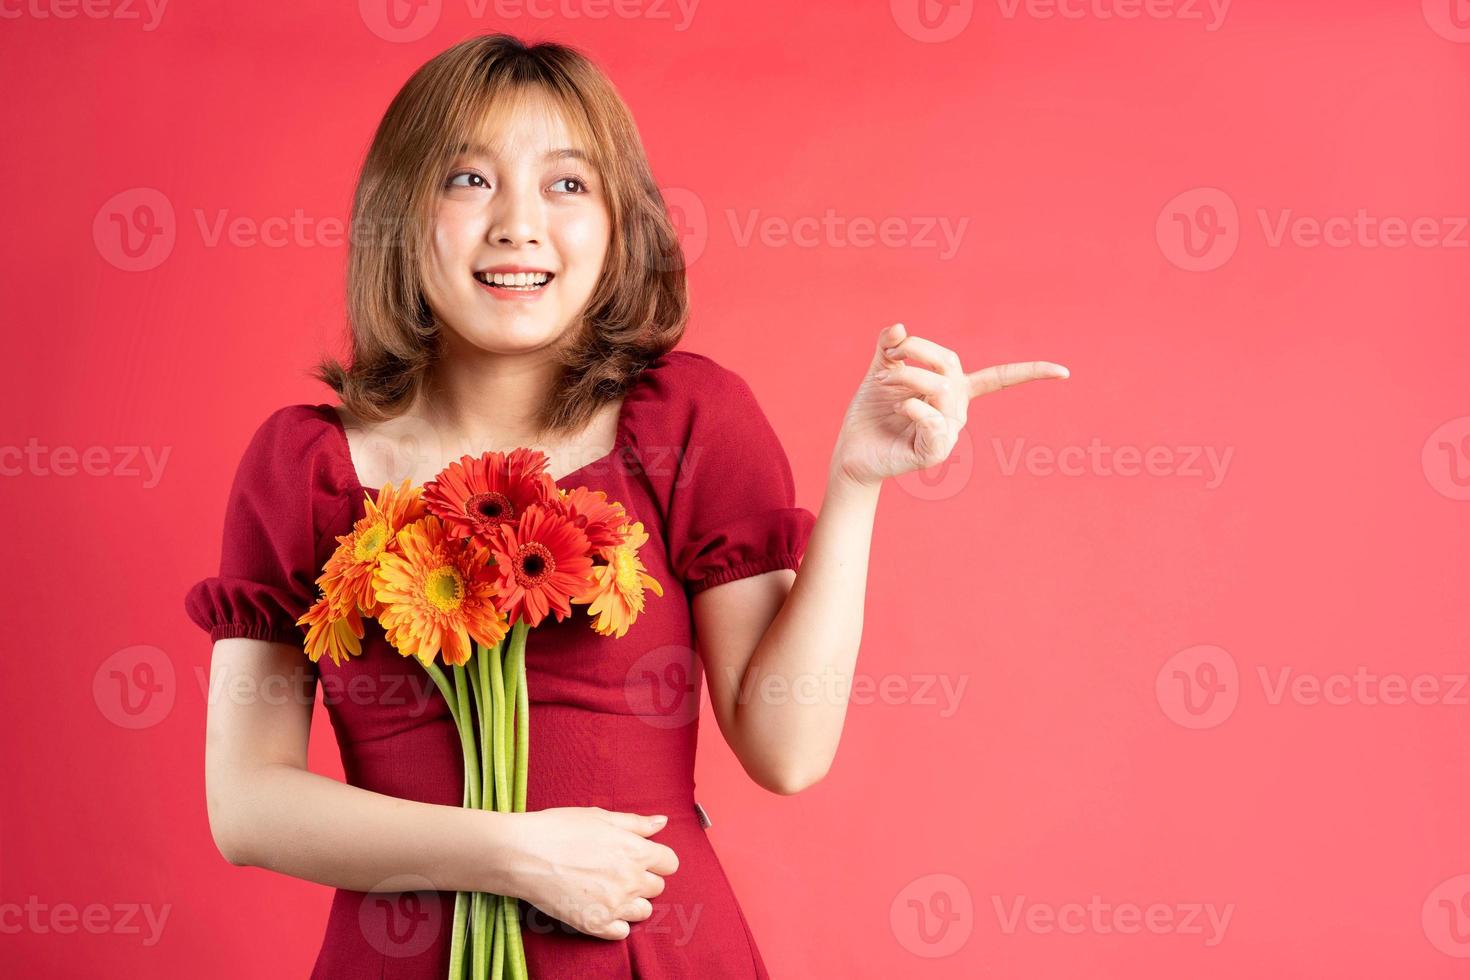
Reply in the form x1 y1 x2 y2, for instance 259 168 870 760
184 350 816 979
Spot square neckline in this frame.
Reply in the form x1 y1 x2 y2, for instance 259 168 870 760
317 385 639 494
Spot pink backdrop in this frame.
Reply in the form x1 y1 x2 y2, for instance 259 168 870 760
5 1 1469 976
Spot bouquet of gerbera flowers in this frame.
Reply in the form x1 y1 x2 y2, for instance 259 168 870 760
294 448 663 980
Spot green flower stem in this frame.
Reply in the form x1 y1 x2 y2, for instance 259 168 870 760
450 665 482 811
470 892 484 978
502 621 530 978
487 638 509 980
491 895 505 980
460 663 489 978
487 640 510 810
419 660 457 725
423 660 472 979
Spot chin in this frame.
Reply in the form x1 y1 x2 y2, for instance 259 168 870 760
452 318 571 354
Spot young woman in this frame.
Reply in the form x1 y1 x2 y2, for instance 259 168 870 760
184 33 1066 979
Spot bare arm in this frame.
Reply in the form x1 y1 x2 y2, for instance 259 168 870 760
203 637 521 895
695 474 878 797
697 323 1069 795
205 637 679 939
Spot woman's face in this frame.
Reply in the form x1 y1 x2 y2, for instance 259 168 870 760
421 91 611 356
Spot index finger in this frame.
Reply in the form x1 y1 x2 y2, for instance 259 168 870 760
966 361 1070 397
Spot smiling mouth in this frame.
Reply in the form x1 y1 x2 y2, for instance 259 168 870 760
473 271 555 292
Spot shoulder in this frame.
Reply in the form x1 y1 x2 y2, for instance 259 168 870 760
228 403 358 508
629 349 765 425
645 349 748 388
622 350 793 490
235 403 346 472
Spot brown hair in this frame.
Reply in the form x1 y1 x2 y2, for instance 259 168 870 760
314 32 688 438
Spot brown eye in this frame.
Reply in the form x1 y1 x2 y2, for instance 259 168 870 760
551 176 588 194
446 172 488 189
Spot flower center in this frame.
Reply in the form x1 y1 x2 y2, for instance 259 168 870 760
355 521 388 562
612 548 639 593
514 542 555 588
424 565 465 612
465 491 514 527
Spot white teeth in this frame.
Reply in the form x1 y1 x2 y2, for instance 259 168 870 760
477 271 550 287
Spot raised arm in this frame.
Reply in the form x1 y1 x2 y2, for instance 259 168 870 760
698 323 1069 794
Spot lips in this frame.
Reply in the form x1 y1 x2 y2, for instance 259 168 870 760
472 267 556 301
473 269 555 295
474 270 553 286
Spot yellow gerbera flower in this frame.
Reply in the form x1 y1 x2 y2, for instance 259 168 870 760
372 515 509 666
297 593 365 667
572 521 664 639
320 479 428 617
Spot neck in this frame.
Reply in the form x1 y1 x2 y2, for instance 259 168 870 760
413 337 565 450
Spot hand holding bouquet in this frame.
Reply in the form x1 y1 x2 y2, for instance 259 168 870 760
294 448 663 980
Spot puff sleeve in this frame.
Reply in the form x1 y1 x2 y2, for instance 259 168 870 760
183 406 348 647
662 360 817 595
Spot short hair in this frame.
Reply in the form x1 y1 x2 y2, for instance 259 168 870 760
315 32 688 438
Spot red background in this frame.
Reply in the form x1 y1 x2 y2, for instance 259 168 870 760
4 1 1469 976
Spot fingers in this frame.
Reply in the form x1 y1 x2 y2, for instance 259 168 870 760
644 840 680 876
616 896 654 924
876 361 946 399
879 329 970 424
966 360 1070 397
895 396 948 429
875 325 1070 400
640 870 667 899
895 397 953 463
597 808 669 837
597 916 631 940
872 323 908 364
590 806 679 873
882 333 962 376
878 361 964 425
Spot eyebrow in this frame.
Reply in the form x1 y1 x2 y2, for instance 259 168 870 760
453 143 591 164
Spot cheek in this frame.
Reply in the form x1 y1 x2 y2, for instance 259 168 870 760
430 208 479 274
556 212 612 271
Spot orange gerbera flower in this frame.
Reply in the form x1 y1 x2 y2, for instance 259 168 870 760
488 504 594 628
423 449 557 545
372 515 509 666
573 522 665 639
558 486 629 554
297 592 366 666
320 479 428 617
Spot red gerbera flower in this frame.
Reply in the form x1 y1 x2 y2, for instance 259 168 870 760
422 448 557 545
488 503 594 628
557 485 629 556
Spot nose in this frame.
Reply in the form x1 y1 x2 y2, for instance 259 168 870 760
487 180 543 247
